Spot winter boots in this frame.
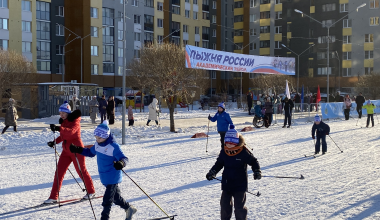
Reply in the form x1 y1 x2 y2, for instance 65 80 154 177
43 198 57 204
82 193 96 200
125 205 137 220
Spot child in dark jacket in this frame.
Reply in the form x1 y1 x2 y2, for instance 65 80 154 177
312 115 330 155
206 125 261 220
70 121 137 220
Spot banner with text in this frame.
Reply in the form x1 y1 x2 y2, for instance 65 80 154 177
321 101 380 119
185 45 296 75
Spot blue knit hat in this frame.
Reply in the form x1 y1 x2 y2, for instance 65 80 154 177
315 115 321 122
218 102 225 109
224 125 239 145
367 99 371 104
94 120 110 139
59 102 71 114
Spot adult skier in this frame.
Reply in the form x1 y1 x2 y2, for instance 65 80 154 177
311 115 330 155
355 92 365 119
362 100 376 127
208 102 234 149
206 125 261 220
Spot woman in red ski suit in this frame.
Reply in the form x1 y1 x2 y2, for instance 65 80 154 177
44 102 95 203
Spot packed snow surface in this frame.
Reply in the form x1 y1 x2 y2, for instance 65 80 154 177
1 108 380 219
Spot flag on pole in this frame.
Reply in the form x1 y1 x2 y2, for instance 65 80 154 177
285 80 291 99
301 85 304 111
316 85 321 103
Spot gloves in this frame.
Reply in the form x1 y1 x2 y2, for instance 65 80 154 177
253 169 261 180
69 144 83 154
208 114 211 120
47 141 55 148
113 160 125 170
312 136 315 139
326 132 329 135
206 170 216 181
50 124 60 132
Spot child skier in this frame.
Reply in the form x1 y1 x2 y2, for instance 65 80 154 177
69 121 137 220
362 100 376 127
311 115 330 155
206 125 261 220
208 102 234 149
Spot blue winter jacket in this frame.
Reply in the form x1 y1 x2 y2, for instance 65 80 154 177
81 134 128 186
209 111 233 132
254 105 263 118
211 147 260 192
312 121 330 137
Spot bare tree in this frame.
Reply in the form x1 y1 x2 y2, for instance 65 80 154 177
128 43 207 132
251 74 296 95
355 72 380 99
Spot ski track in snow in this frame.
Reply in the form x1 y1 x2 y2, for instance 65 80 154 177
1 110 380 219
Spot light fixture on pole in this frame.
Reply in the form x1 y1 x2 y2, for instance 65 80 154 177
294 3 366 102
281 43 315 93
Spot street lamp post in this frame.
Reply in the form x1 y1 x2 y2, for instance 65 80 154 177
294 3 366 102
281 44 315 93
334 51 341 92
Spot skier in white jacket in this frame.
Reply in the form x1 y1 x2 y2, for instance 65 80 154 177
146 98 159 126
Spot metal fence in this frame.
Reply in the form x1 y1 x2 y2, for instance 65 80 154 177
39 96 93 118
271 103 322 125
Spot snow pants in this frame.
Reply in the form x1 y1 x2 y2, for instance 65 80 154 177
2 125 17 134
219 132 226 149
49 149 95 200
220 190 247 220
344 109 350 120
315 135 327 153
357 106 363 118
367 114 374 127
284 111 292 126
101 184 130 220
100 112 107 123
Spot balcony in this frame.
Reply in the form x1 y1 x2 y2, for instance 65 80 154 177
202 4 209 11
172 0 180 6
202 33 209 40
172 29 180 37
144 23 154 32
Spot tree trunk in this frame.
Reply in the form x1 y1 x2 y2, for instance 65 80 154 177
169 105 175 132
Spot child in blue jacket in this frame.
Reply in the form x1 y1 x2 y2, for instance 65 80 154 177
312 115 330 155
70 121 137 220
208 102 234 149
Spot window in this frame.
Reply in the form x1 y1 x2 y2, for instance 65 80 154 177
118 30 123 40
103 45 114 62
132 0 138 6
235 1 243 8
37 21 50 40
343 19 351 28
212 43 216 49
370 17 379 26
134 49 140 58
343 35 351 44
183 40 188 46
202 12 209 20
322 19 335 27
22 21 31 32
234 29 243 36
195 41 199 47
365 51 374 59
370 0 379 9
56 64 63 74
91 26 98 37
194 0 198 4
318 35 336 43
274 41 280 49
56 24 64 36
0 0 7 8
193 12 198 19
36 1 50 20
250 43 256 50
118 48 123 57
145 0 154 7
183 25 188 32
144 15 154 31
103 63 114 73
260 11 270 19
213 1 216 9
365 67 373 75
185 0 189 2
342 68 351 77
260 26 270 33
37 61 50 71
118 66 123 75
37 41 50 59
144 32 154 44
275 26 282 34
203 0 209 5
56 45 63 55
157 35 163 44
102 8 114 26
117 11 123 22
260 40 270 48
90 7 98 18
157 2 163 10
22 1 31 11
275 11 282 19
365 34 374 42
340 3 348 12
212 29 216 37
134 15 140 24
318 67 332 75
343 52 351 60
185 10 190 18
249 14 256 22
91 65 98 75
234 15 243 22
102 27 114 44
322 4 336 12
275 0 281 4
172 37 180 45
56 6 64 16
210 71 216 79
212 15 216 23
260 0 270 3
250 28 257 36
22 42 31 53
157 18 163 28
172 5 180 14
0 39 8 50
91 46 98 56
250 0 256 7
195 26 199 34
134 32 140 41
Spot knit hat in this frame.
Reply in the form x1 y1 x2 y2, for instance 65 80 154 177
224 125 239 145
315 115 321 122
218 102 225 109
367 99 371 104
257 101 261 105
94 120 111 139
59 102 71 114
224 125 244 156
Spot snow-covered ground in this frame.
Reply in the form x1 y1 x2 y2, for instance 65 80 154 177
1 108 380 219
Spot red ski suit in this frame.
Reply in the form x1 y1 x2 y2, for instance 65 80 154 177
49 111 95 199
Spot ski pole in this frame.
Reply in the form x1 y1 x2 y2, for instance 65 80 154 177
206 118 210 153
214 178 261 197
262 175 305 180
54 150 85 192
328 135 343 153
120 169 174 220
53 131 61 207
74 153 96 220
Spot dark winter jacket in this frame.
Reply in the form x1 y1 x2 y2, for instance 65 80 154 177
99 99 108 114
312 121 330 137
264 102 273 114
107 100 115 115
282 99 294 112
294 94 301 103
209 111 234 132
356 95 365 107
211 147 260 192
247 93 253 107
